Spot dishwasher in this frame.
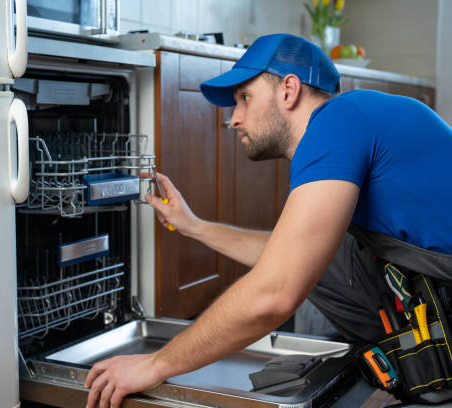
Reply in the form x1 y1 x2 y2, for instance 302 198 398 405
11 39 375 408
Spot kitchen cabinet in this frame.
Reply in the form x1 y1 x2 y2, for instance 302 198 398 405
340 75 436 109
155 51 435 319
155 52 287 318
156 51 219 318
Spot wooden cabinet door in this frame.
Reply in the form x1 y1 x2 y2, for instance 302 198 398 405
218 61 282 280
156 54 287 318
156 52 222 318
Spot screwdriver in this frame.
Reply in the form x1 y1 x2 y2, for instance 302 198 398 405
384 263 412 312
384 263 421 343
409 313 423 345
379 308 394 334
151 167 176 231
380 293 402 331
413 296 431 342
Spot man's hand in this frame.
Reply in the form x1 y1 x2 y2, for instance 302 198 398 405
85 353 164 408
141 172 271 266
140 171 200 236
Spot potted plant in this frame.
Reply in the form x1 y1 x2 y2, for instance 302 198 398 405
305 0 347 52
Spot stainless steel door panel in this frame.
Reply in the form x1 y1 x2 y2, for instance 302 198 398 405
45 318 350 365
22 318 362 408
21 377 300 408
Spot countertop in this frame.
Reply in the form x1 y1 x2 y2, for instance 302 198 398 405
117 32 435 88
28 36 156 68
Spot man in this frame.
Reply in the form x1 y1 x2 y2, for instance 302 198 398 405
85 33 452 408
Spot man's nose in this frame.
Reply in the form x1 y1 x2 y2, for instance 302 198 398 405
230 107 242 129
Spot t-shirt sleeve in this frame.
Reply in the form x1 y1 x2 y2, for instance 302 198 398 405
290 99 376 191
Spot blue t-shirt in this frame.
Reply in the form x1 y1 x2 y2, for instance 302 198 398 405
290 90 452 254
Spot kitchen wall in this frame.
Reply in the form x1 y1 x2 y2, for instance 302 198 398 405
436 0 452 125
120 0 306 47
120 0 438 80
340 0 438 79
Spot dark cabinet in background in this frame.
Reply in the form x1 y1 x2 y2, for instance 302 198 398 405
155 52 288 318
340 75 435 109
155 51 435 318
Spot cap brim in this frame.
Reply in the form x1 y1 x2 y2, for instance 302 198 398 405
200 67 262 107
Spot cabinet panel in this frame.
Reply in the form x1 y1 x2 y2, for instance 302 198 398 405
235 151 277 229
418 87 435 110
349 77 435 109
157 53 284 316
177 90 218 288
234 144 277 278
156 52 222 318
218 106 237 287
353 77 421 99
155 51 179 317
180 54 222 91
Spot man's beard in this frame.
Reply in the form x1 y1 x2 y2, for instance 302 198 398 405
241 103 292 161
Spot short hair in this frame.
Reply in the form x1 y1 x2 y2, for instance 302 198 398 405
262 72 334 100
261 72 283 88
307 85 334 100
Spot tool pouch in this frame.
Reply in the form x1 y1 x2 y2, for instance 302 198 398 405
373 274 452 403
349 224 452 404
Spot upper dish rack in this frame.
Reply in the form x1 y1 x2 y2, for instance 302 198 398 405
26 132 154 217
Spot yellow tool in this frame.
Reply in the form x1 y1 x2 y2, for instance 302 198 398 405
414 299 431 342
384 264 430 344
151 167 176 231
411 321 422 345
408 296 431 344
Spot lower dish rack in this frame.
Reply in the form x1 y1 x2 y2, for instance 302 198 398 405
17 260 124 340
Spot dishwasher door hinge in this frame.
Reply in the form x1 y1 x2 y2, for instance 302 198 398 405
131 296 146 317
19 349 34 379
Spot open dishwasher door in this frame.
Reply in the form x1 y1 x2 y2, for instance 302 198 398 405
21 318 375 408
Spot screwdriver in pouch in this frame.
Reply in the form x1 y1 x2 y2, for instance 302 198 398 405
412 296 431 342
384 263 421 343
380 293 402 332
151 167 176 231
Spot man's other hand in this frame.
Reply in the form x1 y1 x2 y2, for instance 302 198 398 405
85 353 164 408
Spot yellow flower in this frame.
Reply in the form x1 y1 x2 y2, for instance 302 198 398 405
335 0 345 11
313 0 319 8
322 0 331 5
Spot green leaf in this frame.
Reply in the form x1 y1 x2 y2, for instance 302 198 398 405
304 3 315 19
331 17 348 27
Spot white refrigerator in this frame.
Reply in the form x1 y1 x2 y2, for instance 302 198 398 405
0 0 28 407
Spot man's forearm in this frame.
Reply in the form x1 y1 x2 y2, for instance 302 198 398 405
148 265 294 381
184 220 271 267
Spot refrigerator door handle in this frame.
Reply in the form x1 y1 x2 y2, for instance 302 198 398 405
7 0 28 78
8 98 29 203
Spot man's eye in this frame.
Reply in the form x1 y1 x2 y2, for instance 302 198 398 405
242 94 249 101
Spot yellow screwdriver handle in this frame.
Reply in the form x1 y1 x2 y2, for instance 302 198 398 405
408 311 422 345
415 303 431 342
161 198 176 231
412 328 422 345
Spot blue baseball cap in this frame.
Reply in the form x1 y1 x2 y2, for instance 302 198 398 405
200 33 340 107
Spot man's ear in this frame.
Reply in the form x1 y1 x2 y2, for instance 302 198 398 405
280 74 302 110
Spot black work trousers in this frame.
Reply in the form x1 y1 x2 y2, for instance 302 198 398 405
308 233 391 342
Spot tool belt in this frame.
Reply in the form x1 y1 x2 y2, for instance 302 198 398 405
349 224 452 404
